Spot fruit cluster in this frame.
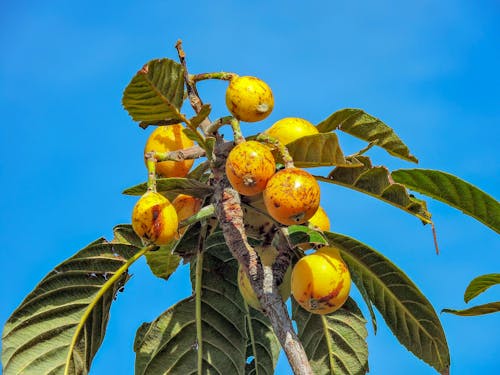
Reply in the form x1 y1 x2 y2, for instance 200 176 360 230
131 74 351 315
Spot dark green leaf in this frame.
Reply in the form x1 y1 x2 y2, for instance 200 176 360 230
188 161 211 181
122 59 185 124
325 232 450 374
189 104 211 128
293 298 369 375
145 243 181 281
2 241 140 375
135 236 247 375
122 177 214 199
112 224 144 247
316 108 418 163
244 308 280 375
317 156 432 223
286 133 353 168
392 169 500 233
464 273 500 303
173 222 203 259
442 302 500 316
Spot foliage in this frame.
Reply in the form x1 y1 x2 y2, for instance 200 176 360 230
2 46 498 375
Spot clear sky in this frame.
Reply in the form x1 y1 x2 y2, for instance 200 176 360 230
1 1 499 374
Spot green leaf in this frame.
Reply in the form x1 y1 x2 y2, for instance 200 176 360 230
316 108 418 163
173 221 203 259
183 127 206 147
189 104 212 128
134 234 247 375
145 243 181 281
392 169 500 233
442 302 500 316
2 240 141 375
122 177 214 199
325 231 450 374
464 273 500 303
317 156 432 224
287 225 329 247
286 133 353 168
244 308 280 375
111 223 144 247
122 58 185 124
293 298 369 375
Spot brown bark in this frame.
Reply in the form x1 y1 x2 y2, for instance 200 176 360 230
176 40 313 375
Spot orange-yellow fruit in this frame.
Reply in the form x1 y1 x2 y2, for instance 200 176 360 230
226 141 276 196
238 246 291 311
291 246 351 314
144 124 194 177
264 117 319 145
172 194 202 234
132 191 179 245
225 76 274 122
263 168 320 225
309 206 330 231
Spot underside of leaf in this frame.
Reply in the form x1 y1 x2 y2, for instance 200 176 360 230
2 239 140 375
325 231 450 374
316 156 432 223
293 298 369 375
316 108 418 163
392 169 500 233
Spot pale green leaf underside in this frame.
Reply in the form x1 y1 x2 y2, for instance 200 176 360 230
316 108 418 163
135 234 248 375
2 240 139 375
392 169 500 233
293 298 369 375
464 273 500 303
442 302 500 316
122 177 214 199
245 308 281 375
325 232 450 374
122 58 185 124
316 156 432 223
287 133 353 168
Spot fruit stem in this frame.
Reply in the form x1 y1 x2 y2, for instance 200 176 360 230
178 204 215 229
230 117 245 144
145 152 157 192
153 145 207 162
206 116 233 135
191 72 237 82
256 133 294 168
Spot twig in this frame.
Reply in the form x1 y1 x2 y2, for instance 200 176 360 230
175 40 211 134
152 145 206 162
191 72 236 82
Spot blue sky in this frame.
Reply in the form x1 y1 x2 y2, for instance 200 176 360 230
1 1 499 374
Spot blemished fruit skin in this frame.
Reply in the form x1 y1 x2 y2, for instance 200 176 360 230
132 192 179 245
264 117 319 145
291 246 351 315
309 206 330 231
225 76 274 122
263 168 320 225
226 141 276 196
172 194 202 234
144 124 194 177
238 246 292 311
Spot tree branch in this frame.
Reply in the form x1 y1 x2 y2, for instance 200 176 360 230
176 39 313 374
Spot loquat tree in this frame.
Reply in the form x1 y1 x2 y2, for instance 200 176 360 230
2 41 499 375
